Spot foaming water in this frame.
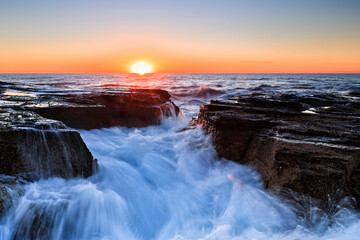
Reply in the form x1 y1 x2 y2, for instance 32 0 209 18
1 73 360 239
2 73 360 117
1 118 360 239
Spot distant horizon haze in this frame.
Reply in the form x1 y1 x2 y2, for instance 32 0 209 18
1 72 360 75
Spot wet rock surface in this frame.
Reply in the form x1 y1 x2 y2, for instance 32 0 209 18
0 109 96 179
198 93 360 207
0 80 180 215
0 175 27 216
1 80 180 129
0 81 180 177
0 80 180 176
31 90 179 129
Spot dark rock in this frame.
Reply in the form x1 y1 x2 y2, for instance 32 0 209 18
0 81 15 89
0 87 180 129
177 116 198 132
349 90 360 97
0 82 179 216
0 175 26 216
0 84 179 179
0 109 96 179
31 90 180 129
198 94 360 207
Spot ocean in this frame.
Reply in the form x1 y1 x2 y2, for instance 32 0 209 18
1 73 360 239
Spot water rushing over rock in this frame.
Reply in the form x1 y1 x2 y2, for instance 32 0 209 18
1 79 180 129
0 109 96 179
31 89 180 129
0 81 181 220
197 93 360 208
1 120 359 239
1 73 360 239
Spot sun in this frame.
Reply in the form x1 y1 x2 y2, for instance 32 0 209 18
131 61 152 75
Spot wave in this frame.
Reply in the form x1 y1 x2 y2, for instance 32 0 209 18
1 119 359 239
196 85 225 98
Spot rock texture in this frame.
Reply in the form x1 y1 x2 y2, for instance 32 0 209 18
0 109 96 179
0 82 180 129
198 93 360 206
0 175 26 216
1 82 179 178
31 89 180 129
1 81 180 216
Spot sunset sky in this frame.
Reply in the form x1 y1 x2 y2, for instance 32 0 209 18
1 0 359 73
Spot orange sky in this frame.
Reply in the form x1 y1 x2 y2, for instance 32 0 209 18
0 1 359 73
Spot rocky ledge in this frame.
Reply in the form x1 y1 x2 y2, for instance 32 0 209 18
0 109 96 179
0 175 27 216
0 109 97 216
1 82 180 129
31 89 179 129
198 93 360 207
0 82 179 177
1 81 180 215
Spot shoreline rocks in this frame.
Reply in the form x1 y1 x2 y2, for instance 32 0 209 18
1 81 180 216
0 175 27 216
198 93 360 207
1 81 180 129
0 109 96 179
1 83 180 180
31 89 180 129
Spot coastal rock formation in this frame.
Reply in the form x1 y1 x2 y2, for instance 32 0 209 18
198 93 360 205
1 81 180 129
0 109 96 179
31 89 180 129
1 81 180 181
1 81 181 216
0 176 26 216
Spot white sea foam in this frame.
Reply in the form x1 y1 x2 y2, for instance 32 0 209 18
1 118 359 239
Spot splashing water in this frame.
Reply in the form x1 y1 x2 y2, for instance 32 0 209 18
1 117 360 240
2 73 360 118
1 73 360 239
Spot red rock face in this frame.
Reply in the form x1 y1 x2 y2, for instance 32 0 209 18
198 94 360 207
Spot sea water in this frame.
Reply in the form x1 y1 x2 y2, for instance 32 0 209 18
1 74 360 239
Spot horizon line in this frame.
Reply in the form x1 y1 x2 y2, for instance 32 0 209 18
0 72 359 75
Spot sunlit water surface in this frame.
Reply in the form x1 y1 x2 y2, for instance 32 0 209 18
1 74 360 239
